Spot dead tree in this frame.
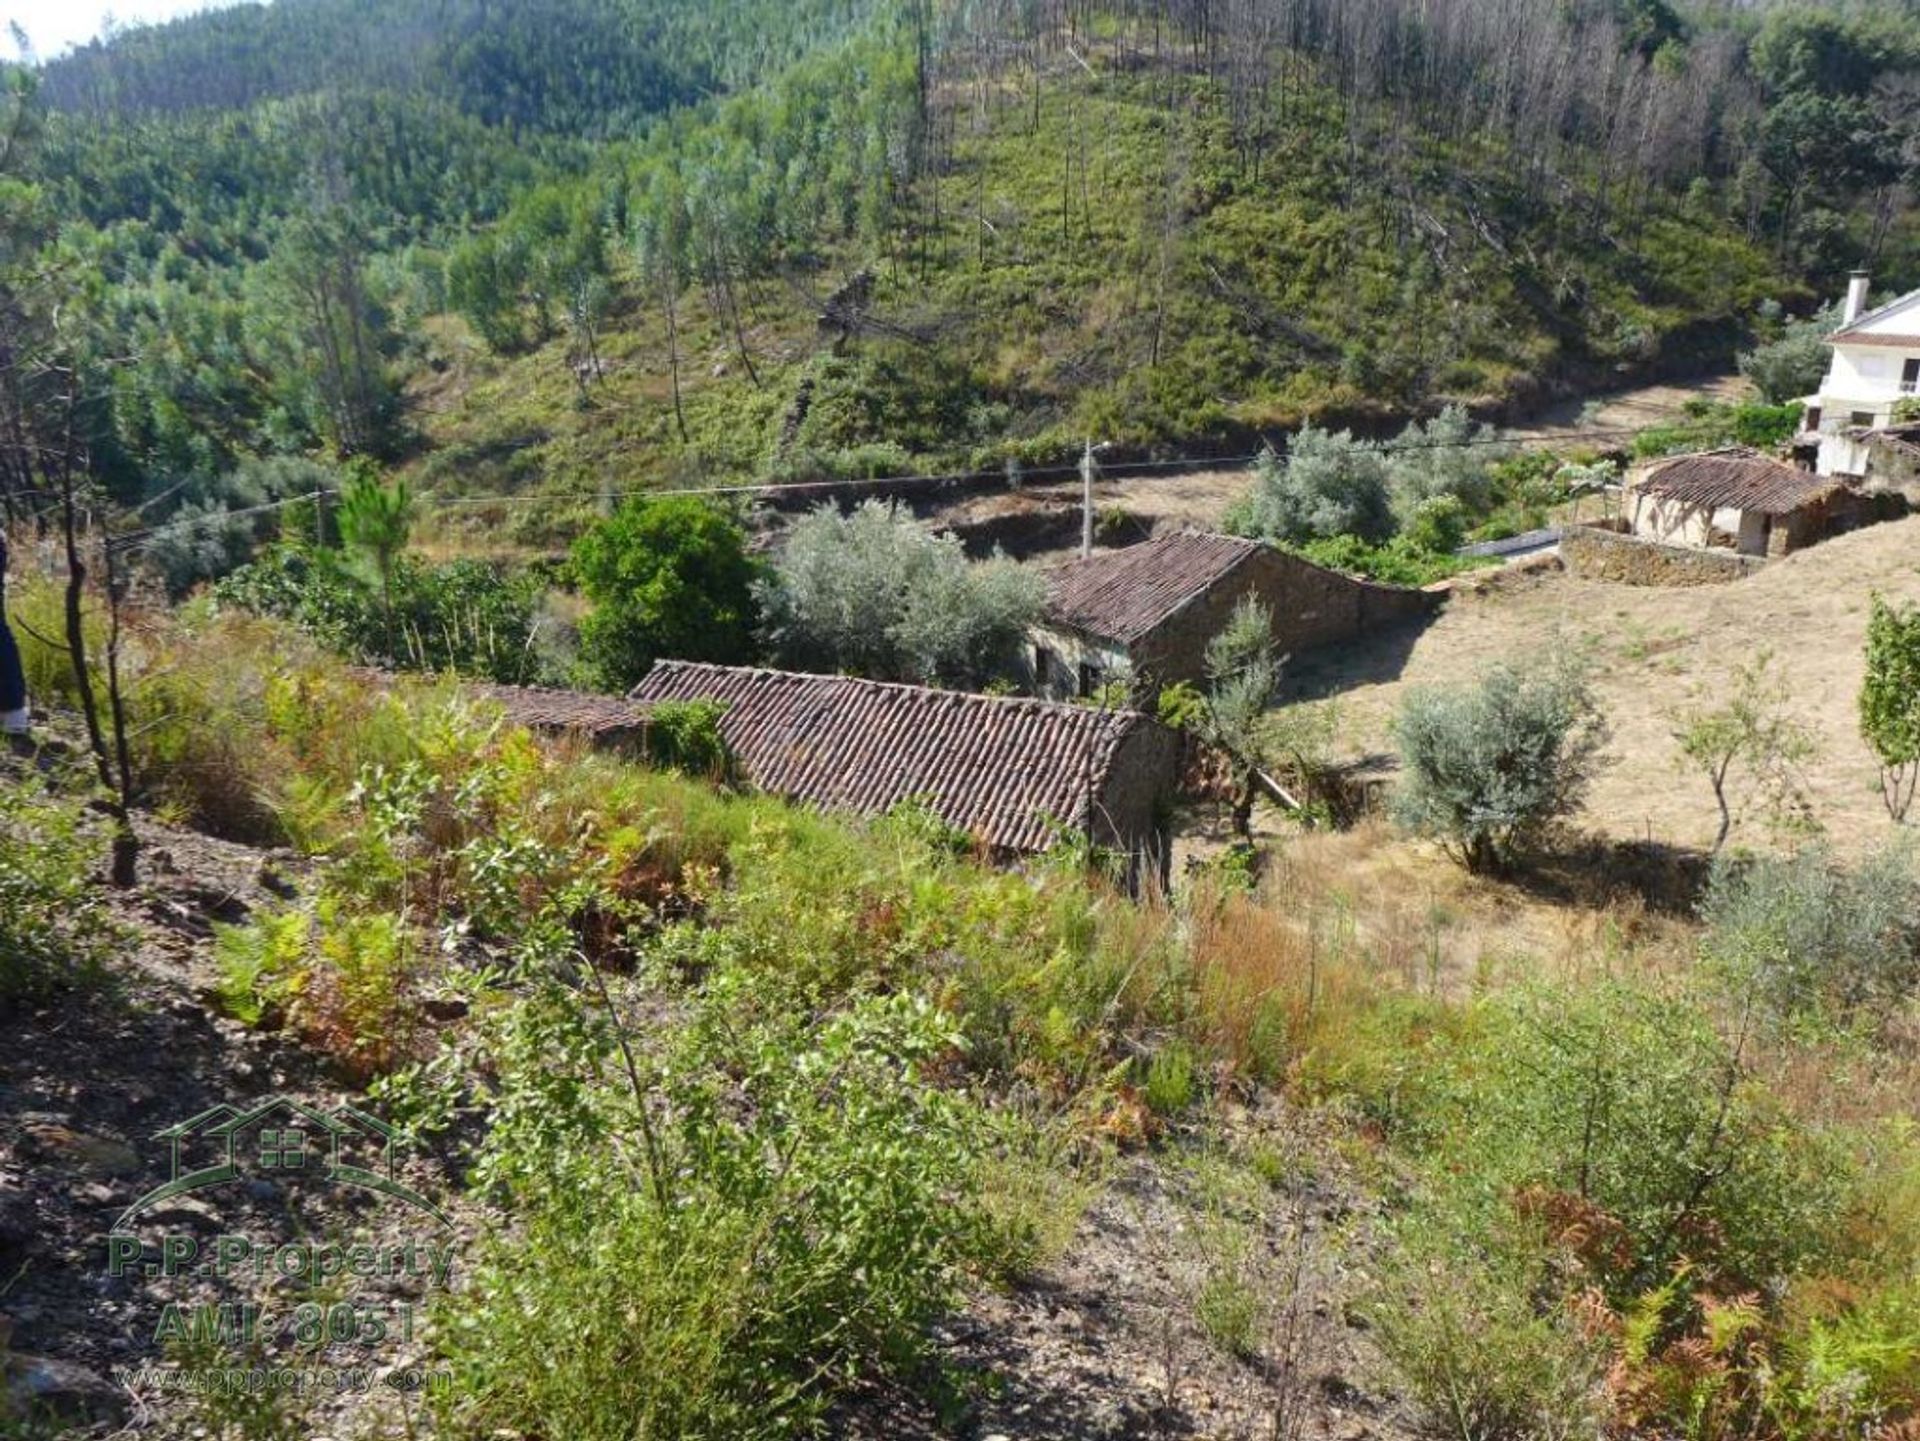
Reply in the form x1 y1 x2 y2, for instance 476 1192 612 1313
51 365 139 886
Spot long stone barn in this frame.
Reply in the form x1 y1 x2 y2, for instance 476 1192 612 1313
453 665 1179 884
1030 530 1437 701
615 662 1180 885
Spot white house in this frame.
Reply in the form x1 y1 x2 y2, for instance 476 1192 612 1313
1807 271 1920 477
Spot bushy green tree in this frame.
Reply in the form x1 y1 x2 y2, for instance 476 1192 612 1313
1236 431 1395 545
1391 656 1607 872
1399 495 1468 555
1738 302 1842 403
1860 593 1920 821
572 496 761 689
756 500 1042 688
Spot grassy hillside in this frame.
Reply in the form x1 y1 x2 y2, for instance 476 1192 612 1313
408 58 1791 549
17 0 1920 562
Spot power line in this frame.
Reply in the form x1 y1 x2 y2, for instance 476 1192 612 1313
100 420 1673 545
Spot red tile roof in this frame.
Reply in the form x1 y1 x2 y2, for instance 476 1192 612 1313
630 661 1161 853
1633 449 1843 516
460 680 647 739
350 670 646 739
1044 531 1271 646
1829 288 1920 345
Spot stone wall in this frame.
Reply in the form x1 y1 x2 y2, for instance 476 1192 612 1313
1095 720 1182 891
1561 525 1764 586
1128 548 1436 687
1026 625 1132 702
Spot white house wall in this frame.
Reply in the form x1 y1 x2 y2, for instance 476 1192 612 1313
1812 292 1920 469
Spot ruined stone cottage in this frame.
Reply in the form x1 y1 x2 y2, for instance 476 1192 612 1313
1625 449 1867 557
1029 530 1435 700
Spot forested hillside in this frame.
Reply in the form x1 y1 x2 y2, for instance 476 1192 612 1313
4 0 1920 564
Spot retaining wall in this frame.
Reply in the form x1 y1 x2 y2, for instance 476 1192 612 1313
1561 525 1763 586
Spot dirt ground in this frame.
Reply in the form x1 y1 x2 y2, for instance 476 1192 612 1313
1503 371 1753 441
1286 514 1920 856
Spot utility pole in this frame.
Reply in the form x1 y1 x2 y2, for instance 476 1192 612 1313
1081 438 1096 558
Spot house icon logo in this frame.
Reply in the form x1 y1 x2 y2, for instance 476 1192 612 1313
115 1095 451 1231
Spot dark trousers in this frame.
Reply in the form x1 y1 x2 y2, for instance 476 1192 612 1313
0 608 25 715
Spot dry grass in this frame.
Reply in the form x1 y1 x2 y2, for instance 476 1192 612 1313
1177 819 1699 1091
1190 818 1695 1003
1292 514 1920 856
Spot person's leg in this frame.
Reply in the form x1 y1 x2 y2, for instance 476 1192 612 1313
0 613 29 736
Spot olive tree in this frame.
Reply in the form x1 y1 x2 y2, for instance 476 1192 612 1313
1700 841 1920 1022
1737 302 1841 405
1196 597 1285 843
1860 594 1920 822
1235 430 1395 545
756 500 1042 688
1391 656 1607 873
1672 651 1817 853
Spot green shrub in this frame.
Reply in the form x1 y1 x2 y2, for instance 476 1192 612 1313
212 908 310 1026
756 499 1043 688
216 545 549 684
1237 431 1396 544
1144 1039 1198 1116
1291 533 1482 587
438 982 995 1439
1369 1209 1611 1441
638 698 732 779
1401 494 1469 554
1630 402 1804 459
1386 404 1507 516
1391 656 1607 872
1699 842 1920 1024
1196 1265 1263 1358
0 780 117 1000
1738 302 1841 404
1460 982 1843 1295
1155 680 1205 731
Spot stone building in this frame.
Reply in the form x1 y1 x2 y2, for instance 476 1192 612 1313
1029 530 1435 700
1849 423 1920 504
630 660 1179 885
1625 449 1864 557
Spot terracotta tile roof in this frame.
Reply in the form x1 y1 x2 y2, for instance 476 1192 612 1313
1633 449 1843 516
1829 288 1920 345
630 661 1161 853
459 680 647 739
1044 531 1271 646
